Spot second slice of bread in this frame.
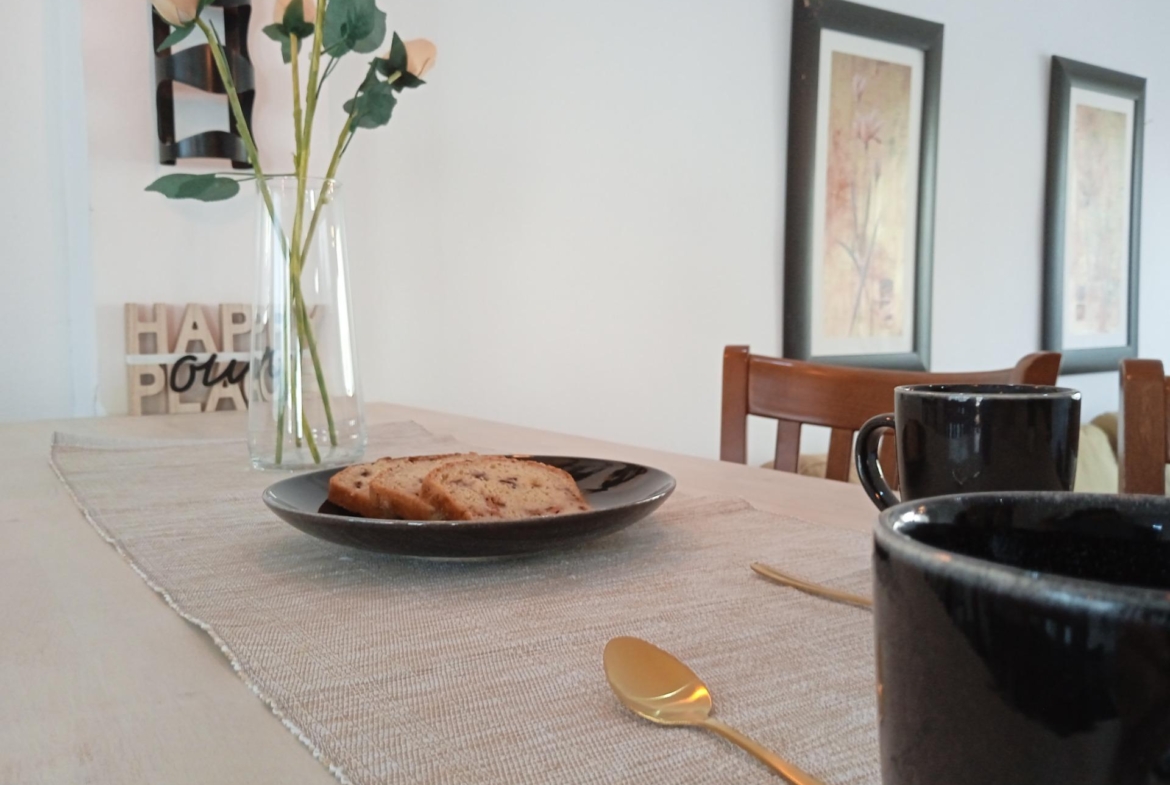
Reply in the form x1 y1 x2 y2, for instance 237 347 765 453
369 453 468 520
421 456 589 521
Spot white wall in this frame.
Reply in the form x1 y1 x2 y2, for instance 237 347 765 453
7 0 1170 463
329 0 786 458
0 0 94 421
338 0 1170 462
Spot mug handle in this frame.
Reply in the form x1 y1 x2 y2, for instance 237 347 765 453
856 413 900 510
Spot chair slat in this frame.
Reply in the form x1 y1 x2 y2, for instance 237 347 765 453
1120 359 1168 495
826 429 853 482
720 346 750 463
772 420 801 473
1164 378 1170 464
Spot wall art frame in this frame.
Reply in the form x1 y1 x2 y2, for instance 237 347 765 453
783 0 943 370
1042 55 1144 374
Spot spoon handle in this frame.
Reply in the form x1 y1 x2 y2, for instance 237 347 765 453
750 562 873 610
700 717 829 785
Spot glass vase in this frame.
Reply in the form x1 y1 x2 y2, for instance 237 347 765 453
248 177 366 470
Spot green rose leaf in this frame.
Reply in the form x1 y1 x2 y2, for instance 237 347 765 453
157 24 195 52
374 34 424 91
393 72 425 92
323 0 386 57
155 0 217 51
262 23 295 63
342 80 397 129
145 173 241 202
188 177 241 201
351 6 387 54
383 31 407 73
145 173 198 198
282 0 317 39
263 0 316 63
262 23 286 43
358 65 380 92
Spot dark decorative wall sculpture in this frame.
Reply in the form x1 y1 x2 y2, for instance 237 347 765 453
152 0 254 168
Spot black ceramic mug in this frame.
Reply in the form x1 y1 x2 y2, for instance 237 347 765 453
874 492 1170 785
856 384 1081 509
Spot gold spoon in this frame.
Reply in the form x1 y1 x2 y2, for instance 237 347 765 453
750 562 873 610
603 636 828 784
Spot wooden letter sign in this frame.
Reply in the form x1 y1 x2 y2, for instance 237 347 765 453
125 303 251 416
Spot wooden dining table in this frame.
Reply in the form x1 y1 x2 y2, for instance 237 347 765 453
0 402 876 785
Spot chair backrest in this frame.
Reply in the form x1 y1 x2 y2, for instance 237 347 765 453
1119 358 1170 495
720 346 1063 482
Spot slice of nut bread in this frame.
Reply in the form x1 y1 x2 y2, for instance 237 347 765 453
327 458 398 518
368 453 468 520
421 456 589 521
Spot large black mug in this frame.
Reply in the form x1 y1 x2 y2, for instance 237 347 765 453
875 492 1170 784
856 384 1081 509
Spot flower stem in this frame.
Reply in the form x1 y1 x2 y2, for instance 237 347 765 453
301 0 328 162
289 31 309 273
298 115 353 259
197 17 333 465
291 324 302 449
290 288 320 458
290 35 304 151
197 19 267 201
285 2 340 449
313 58 340 104
298 68 399 259
196 18 288 464
301 410 321 463
288 32 310 454
289 271 335 448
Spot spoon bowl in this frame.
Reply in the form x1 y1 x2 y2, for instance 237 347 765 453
602 636 827 784
603 636 713 725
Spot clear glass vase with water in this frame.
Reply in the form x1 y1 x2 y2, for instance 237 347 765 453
248 177 366 470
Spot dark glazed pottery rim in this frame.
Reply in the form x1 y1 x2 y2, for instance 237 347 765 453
875 492 1170 614
894 384 1081 399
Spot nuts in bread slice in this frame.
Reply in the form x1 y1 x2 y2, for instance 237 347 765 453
420 456 589 521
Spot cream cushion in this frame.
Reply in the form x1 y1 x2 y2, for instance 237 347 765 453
1077 413 1169 493
1072 422 1118 493
795 453 860 483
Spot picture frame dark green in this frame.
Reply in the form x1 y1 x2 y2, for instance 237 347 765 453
1042 56 1144 375
783 0 943 371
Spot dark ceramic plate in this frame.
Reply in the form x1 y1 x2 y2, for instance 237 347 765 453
262 456 676 559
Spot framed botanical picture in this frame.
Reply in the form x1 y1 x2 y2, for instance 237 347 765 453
1042 56 1144 374
783 0 942 370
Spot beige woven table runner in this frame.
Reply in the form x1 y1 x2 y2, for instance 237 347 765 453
50 421 878 784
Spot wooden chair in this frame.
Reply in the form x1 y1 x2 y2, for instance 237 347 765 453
1119 358 1170 495
720 346 1063 482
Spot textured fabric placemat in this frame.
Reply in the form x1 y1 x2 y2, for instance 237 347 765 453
753 523 875 604
50 422 878 784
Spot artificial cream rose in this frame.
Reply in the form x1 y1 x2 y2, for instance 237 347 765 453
403 39 437 78
152 0 199 26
